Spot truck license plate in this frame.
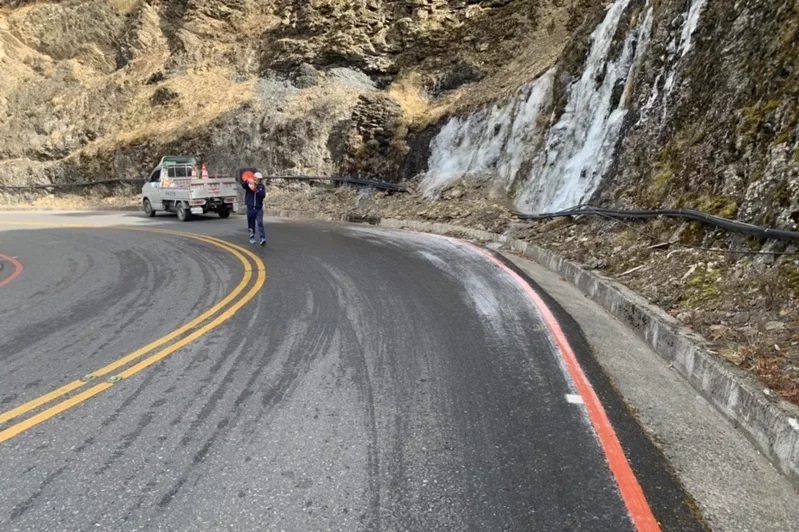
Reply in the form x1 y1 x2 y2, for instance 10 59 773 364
191 207 204 215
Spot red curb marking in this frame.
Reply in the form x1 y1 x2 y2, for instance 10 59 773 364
0 254 23 288
460 241 661 532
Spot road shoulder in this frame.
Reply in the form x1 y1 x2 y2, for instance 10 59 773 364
503 252 799 532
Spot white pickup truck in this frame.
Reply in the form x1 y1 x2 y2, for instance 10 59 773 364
141 156 239 221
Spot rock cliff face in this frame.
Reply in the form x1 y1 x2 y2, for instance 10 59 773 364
0 0 565 188
400 0 798 404
612 0 799 232
420 0 799 235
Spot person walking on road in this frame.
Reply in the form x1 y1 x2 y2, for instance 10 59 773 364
242 171 266 245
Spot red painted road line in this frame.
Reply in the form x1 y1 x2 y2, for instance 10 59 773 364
460 241 661 532
0 254 23 288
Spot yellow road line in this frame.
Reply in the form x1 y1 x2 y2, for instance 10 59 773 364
0 223 266 441
91 234 253 379
0 263 266 444
0 380 86 426
0 230 251 425
119 263 266 379
0 383 113 443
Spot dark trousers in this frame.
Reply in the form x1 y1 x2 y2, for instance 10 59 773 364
246 207 265 240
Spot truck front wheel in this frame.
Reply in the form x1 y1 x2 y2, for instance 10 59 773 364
143 198 156 217
176 202 190 222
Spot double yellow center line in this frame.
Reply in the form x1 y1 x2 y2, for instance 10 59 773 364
0 224 266 443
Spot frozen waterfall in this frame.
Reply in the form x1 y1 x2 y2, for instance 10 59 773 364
420 69 554 198
515 0 653 214
420 0 656 214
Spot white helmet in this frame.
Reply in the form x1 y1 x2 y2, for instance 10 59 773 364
254 171 263 180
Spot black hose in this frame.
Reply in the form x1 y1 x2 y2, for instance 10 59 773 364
266 175 407 192
0 179 145 190
515 204 799 242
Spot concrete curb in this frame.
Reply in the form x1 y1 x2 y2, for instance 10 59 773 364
265 208 799 485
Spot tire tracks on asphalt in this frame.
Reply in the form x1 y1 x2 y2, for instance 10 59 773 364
0 225 266 444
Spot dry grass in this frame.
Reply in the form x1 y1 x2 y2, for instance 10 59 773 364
387 73 429 120
122 69 255 131
0 2 41 17
387 72 459 129
109 0 143 15
77 68 256 157
383 0 572 127
435 0 571 117
0 13 44 99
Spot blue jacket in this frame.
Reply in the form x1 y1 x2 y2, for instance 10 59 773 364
242 181 266 209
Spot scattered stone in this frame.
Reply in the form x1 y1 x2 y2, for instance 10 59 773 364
150 87 179 106
291 64 322 89
444 186 466 200
729 312 751 325
710 325 730 339
721 348 745 366
146 71 165 85
586 257 609 270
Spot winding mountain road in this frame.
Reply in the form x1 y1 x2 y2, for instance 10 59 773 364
0 212 704 531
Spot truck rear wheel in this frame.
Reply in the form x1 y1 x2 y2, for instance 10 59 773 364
143 198 156 217
218 208 230 219
176 202 190 222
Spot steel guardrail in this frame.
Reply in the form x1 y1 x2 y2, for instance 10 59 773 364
515 204 799 242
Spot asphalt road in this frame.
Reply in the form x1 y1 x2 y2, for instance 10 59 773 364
0 212 706 531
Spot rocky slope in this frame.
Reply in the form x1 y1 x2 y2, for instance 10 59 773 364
0 0 570 188
1 0 798 403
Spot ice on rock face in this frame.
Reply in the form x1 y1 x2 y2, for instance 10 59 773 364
642 0 707 122
498 74 555 189
421 0 665 215
680 0 707 57
420 69 554 198
515 0 653 214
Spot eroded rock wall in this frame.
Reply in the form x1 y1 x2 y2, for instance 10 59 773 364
0 0 563 186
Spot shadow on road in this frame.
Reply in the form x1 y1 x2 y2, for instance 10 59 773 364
58 211 128 217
